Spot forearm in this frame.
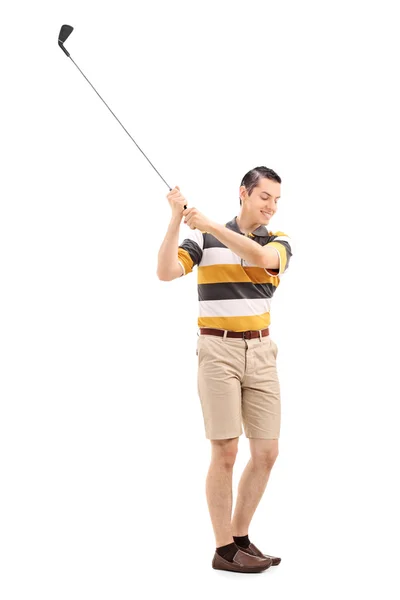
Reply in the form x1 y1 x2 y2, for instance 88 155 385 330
157 214 182 278
207 222 263 265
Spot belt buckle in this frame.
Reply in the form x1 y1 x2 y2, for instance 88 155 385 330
243 330 251 340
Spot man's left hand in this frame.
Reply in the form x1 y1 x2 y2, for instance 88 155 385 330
183 207 213 232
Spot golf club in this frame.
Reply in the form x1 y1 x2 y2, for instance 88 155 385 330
58 24 187 207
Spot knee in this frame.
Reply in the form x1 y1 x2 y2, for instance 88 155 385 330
211 438 239 468
252 447 279 471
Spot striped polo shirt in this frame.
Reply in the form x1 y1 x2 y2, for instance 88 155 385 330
177 216 293 332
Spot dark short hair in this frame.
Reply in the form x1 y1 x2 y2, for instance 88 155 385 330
239 166 281 205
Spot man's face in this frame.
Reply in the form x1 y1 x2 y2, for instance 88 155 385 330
240 178 280 223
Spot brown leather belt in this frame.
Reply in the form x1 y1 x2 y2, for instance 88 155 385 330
199 327 269 340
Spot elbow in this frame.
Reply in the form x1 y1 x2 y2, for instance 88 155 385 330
157 265 179 281
157 270 172 281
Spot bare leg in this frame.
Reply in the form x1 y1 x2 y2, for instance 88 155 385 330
231 439 279 536
206 437 239 547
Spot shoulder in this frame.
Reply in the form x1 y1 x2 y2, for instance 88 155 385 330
266 230 292 246
179 227 205 249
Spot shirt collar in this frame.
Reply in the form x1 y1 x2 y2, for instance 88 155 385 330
225 216 269 237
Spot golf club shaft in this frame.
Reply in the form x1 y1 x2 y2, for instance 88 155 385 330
68 55 173 191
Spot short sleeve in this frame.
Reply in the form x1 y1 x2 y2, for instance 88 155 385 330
264 232 293 276
178 227 204 276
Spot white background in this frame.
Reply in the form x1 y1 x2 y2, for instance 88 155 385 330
1 1 399 598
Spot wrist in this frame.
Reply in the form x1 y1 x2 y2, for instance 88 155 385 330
170 213 183 226
207 220 219 235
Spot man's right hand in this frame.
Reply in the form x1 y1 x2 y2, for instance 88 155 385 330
167 186 187 217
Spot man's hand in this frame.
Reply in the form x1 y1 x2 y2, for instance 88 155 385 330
166 185 187 217
183 207 213 231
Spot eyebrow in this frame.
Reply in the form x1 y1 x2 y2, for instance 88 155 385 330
261 191 280 199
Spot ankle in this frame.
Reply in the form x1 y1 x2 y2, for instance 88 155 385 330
233 534 250 548
216 542 238 562
231 525 249 537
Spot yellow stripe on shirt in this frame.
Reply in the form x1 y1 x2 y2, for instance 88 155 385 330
178 248 194 274
268 242 288 273
198 264 279 286
198 312 271 331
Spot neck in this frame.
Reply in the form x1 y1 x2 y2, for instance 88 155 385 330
236 211 263 235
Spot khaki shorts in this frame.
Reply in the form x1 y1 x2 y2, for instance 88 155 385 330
196 332 281 440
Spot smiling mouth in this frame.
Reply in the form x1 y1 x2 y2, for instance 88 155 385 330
261 211 273 217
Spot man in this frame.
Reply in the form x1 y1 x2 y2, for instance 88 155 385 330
157 166 293 573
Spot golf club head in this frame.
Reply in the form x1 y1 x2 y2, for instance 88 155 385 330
58 24 73 56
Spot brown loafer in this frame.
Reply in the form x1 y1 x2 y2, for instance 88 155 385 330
239 542 281 566
212 547 273 573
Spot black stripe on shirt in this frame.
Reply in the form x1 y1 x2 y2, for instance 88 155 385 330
179 238 203 267
198 282 275 302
